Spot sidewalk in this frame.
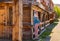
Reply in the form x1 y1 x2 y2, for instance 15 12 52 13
50 19 60 41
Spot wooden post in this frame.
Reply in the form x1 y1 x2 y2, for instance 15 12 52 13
31 7 33 25
19 0 23 41
12 0 23 41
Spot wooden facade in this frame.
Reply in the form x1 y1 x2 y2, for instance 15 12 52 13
0 0 55 41
0 0 23 41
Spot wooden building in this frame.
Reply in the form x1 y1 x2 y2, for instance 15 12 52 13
0 0 22 41
0 0 55 41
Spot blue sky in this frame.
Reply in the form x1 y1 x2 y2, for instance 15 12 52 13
52 0 60 4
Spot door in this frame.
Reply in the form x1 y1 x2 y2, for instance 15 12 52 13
0 5 13 41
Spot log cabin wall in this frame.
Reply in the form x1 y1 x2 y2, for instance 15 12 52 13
0 0 23 41
22 5 32 41
0 3 14 39
12 1 20 41
13 0 23 41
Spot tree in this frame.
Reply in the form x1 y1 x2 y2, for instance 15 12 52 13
54 5 60 18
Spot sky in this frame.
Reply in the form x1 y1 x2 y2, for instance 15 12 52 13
52 0 60 4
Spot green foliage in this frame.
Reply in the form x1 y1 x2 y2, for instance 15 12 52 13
54 5 60 17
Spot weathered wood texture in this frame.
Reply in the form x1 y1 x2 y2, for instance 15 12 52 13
0 0 23 41
22 6 32 41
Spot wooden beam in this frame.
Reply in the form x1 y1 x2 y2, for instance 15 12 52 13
32 5 43 12
19 0 23 41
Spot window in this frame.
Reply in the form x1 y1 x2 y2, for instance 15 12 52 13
7 7 13 26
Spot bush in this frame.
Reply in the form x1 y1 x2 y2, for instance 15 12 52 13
54 5 60 18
